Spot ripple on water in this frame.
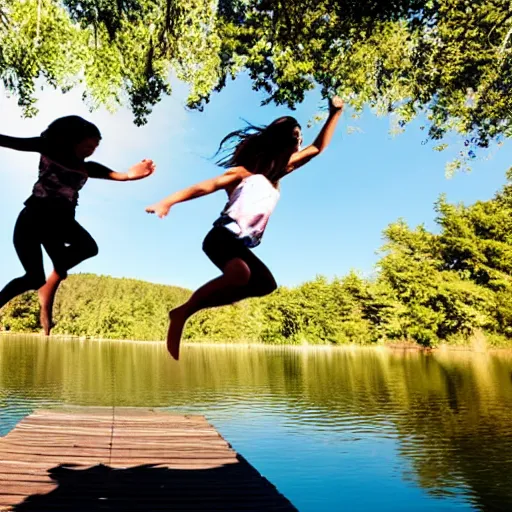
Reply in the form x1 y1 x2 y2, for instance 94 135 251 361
1 337 512 511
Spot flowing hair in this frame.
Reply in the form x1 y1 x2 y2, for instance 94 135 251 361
216 116 301 183
41 116 102 159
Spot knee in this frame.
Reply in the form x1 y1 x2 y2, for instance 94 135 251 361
25 273 46 290
224 259 251 287
251 275 277 297
55 270 68 280
245 274 277 297
267 278 278 295
86 238 99 258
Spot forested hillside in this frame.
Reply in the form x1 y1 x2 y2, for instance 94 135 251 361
3 171 512 348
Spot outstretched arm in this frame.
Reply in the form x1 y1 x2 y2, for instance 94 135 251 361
86 159 156 181
0 135 42 153
146 167 248 219
285 96 344 173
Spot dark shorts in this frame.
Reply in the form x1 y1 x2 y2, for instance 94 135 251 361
14 198 98 278
202 226 277 296
202 227 253 270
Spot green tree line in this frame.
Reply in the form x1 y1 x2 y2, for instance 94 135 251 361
1 1 511 171
3 170 512 348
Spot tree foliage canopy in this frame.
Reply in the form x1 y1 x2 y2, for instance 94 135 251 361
1 1 511 168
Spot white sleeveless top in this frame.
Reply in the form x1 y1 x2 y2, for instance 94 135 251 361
214 174 280 248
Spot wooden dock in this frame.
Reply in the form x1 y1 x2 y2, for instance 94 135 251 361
0 408 297 511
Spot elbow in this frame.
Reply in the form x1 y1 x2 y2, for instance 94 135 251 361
192 184 211 198
310 145 323 157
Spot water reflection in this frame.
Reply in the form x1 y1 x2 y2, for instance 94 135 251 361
1 335 512 511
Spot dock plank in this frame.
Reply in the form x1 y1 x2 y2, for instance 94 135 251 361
0 408 297 511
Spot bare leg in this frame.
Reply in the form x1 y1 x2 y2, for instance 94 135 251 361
167 258 252 360
41 219 97 334
38 270 65 336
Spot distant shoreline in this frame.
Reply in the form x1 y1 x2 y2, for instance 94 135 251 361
1 331 512 354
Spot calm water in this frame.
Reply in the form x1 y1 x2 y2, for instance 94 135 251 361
1 335 512 511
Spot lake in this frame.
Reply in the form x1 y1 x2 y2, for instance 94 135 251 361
1 335 512 511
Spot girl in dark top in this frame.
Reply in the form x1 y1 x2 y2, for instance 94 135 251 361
0 115 155 335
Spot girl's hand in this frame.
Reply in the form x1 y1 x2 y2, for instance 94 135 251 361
145 201 171 219
329 96 344 114
128 159 156 180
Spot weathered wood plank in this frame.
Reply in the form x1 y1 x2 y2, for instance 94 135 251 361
0 440 230 449
0 408 297 511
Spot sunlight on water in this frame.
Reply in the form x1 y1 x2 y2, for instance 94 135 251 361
1 335 512 511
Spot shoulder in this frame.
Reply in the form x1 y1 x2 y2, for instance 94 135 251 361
219 166 252 186
216 166 252 194
223 166 252 180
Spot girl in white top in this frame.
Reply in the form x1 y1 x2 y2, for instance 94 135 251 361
146 97 343 360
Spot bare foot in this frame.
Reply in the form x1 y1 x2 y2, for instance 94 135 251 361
38 287 54 336
39 308 54 336
167 307 188 360
38 270 64 336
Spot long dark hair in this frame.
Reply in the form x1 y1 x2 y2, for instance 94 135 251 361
41 116 101 159
216 116 301 183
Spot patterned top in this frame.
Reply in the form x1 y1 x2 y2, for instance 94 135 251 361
30 155 88 208
214 174 280 248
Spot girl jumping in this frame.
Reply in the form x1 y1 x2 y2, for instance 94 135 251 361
146 97 343 360
0 116 155 335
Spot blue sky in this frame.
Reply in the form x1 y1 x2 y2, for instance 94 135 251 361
0 75 510 291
